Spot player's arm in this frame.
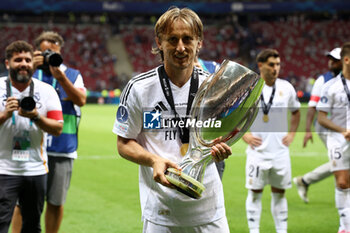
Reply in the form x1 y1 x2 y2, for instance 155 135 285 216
117 135 180 188
283 109 300 146
317 110 346 134
50 66 86 107
18 108 63 136
303 106 316 147
318 110 350 140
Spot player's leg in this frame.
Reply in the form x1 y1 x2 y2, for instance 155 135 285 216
299 162 332 185
293 132 331 203
45 156 73 233
245 154 267 233
246 189 263 233
329 144 350 232
334 170 350 233
270 187 287 233
270 154 291 233
293 162 332 203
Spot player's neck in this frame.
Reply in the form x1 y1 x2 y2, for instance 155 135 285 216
263 78 276 87
343 69 350 80
164 64 193 87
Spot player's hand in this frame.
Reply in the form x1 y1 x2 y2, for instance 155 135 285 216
342 130 350 141
210 138 232 162
242 133 262 149
33 50 44 70
282 132 295 147
303 132 313 148
152 157 180 189
3 97 19 119
49 66 65 81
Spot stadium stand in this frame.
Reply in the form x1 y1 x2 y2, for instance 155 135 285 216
0 9 350 96
0 23 116 91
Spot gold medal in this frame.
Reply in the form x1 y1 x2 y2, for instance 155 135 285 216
180 143 189 156
263 114 269 122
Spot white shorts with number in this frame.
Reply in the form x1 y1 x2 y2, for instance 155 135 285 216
245 151 292 190
327 134 350 172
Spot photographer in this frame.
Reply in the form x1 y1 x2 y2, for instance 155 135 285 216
11 32 86 233
0 40 63 233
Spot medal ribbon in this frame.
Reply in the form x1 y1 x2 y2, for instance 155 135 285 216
341 74 350 105
158 65 199 144
260 84 276 116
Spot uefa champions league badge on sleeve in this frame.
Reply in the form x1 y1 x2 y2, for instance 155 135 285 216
116 105 129 123
320 96 328 103
115 105 129 134
143 110 161 129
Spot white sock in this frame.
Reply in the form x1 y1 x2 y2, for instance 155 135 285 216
335 188 350 231
303 162 332 185
271 192 288 232
246 190 262 232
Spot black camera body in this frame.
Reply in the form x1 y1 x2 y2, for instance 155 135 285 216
41 49 63 67
37 49 63 75
18 96 36 112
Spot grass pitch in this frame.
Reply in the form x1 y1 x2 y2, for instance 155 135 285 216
57 104 338 233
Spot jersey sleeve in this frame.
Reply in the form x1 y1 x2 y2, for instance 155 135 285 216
73 73 86 93
308 75 324 107
316 81 334 114
112 84 142 139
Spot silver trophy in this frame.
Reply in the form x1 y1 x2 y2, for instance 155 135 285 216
165 60 264 199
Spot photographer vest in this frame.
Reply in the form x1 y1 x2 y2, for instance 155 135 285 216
33 67 81 155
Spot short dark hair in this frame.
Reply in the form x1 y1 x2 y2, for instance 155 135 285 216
340 42 350 61
34 31 64 49
5 40 33 60
256 49 279 63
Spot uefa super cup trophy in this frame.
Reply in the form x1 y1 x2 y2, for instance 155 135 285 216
165 60 264 199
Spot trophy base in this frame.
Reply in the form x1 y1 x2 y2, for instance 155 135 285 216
165 168 205 199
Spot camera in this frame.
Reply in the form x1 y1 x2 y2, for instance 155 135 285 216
18 96 36 112
41 49 63 67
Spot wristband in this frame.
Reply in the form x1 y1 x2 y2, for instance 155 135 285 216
31 114 41 122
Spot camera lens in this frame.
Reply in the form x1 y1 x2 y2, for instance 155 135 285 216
20 97 36 111
48 53 63 67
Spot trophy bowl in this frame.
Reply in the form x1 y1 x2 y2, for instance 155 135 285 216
165 60 264 199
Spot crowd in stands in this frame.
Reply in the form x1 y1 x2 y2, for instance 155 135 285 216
1 12 350 96
120 14 350 95
0 23 116 91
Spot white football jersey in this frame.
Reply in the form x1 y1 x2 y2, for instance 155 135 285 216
317 75 350 148
0 77 62 176
113 66 226 226
309 72 336 136
247 78 300 158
